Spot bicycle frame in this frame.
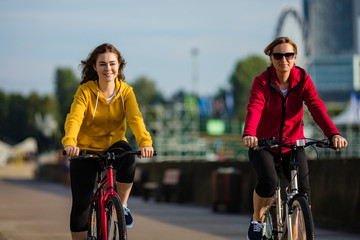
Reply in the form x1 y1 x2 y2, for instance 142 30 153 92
261 138 324 239
65 149 154 240
263 156 301 239
89 157 120 240
260 137 336 239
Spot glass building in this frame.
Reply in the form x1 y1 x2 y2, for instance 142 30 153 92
304 0 360 102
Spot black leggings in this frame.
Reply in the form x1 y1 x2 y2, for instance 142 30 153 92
69 141 136 232
249 148 311 201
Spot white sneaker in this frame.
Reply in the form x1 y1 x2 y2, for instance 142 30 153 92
123 205 133 229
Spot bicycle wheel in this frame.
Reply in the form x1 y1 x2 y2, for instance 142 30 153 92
106 195 127 240
263 205 278 240
288 195 315 240
88 201 100 240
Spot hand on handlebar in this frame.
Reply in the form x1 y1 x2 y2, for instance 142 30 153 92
138 146 154 158
242 135 258 149
331 135 348 151
64 145 80 157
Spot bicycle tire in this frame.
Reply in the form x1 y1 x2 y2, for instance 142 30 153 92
106 195 127 240
88 201 100 240
288 195 315 240
263 205 278 240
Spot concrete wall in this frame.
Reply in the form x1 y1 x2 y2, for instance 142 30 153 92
309 159 360 230
136 158 360 231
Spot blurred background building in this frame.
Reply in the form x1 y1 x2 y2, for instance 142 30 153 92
304 0 360 102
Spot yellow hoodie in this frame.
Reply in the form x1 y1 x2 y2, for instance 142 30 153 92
62 79 152 151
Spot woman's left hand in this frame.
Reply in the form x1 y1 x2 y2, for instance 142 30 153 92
138 146 154 158
331 135 348 151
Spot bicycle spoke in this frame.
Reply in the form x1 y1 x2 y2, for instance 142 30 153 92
107 206 117 239
88 203 99 240
292 208 301 239
290 197 313 240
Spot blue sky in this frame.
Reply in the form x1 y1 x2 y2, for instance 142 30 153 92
0 0 302 98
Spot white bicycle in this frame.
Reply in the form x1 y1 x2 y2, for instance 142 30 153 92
257 137 335 240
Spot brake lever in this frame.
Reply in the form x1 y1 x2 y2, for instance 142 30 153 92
62 149 93 159
316 139 336 150
257 137 278 150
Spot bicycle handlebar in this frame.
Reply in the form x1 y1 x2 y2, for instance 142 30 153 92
63 148 157 160
257 137 336 151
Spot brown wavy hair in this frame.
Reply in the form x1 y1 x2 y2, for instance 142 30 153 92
80 43 126 84
264 36 298 56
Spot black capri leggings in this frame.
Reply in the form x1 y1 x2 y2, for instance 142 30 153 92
69 141 136 232
249 148 311 201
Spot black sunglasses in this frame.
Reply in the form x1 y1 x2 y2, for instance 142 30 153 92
272 52 295 60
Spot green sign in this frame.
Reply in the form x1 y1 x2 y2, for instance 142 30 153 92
206 119 225 135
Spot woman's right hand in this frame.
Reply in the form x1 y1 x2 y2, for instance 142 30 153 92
242 135 258 149
64 145 80 157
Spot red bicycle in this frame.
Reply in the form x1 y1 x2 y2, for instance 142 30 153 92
67 148 145 240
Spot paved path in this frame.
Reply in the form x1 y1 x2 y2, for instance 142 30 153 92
0 163 359 240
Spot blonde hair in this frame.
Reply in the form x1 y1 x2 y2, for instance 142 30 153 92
264 37 298 56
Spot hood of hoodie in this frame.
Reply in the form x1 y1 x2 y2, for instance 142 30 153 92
82 78 126 119
85 78 124 101
266 65 306 90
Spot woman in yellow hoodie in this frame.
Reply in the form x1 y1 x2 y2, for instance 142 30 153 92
62 43 154 240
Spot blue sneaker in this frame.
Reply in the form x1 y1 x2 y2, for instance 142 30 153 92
123 205 133 229
247 220 265 240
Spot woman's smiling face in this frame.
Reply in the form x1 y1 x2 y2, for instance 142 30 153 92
94 52 119 83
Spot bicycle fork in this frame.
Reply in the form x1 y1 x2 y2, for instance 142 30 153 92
275 185 284 239
274 169 299 240
102 166 119 240
96 166 114 240
95 170 108 240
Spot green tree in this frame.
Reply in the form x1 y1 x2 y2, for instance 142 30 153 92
229 55 268 122
131 76 165 105
0 90 8 139
125 76 165 148
0 89 59 151
54 68 80 135
5 93 29 141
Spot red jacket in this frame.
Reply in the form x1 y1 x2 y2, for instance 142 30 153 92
243 66 339 153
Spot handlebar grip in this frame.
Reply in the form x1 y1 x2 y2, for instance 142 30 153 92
79 150 87 155
62 149 87 155
313 139 336 150
326 140 337 150
135 150 158 156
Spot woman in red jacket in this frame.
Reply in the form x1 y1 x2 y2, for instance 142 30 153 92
242 37 347 240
